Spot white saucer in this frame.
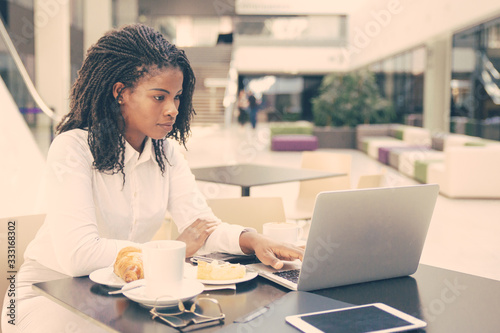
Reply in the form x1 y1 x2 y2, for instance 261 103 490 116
197 271 258 285
89 266 125 288
184 264 258 285
123 279 204 308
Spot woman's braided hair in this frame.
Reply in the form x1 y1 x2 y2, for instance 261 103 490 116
56 23 195 180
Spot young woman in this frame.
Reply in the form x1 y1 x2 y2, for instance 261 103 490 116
1 24 303 332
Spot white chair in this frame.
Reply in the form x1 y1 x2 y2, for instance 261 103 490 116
288 151 352 220
356 173 385 189
206 197 286 233
1 214 45 299
151 216 174 241
161 197 287 240
426 145 500 198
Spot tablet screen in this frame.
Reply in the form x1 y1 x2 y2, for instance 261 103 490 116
300 305 414 333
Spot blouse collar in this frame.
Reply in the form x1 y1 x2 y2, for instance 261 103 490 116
124 137 154 165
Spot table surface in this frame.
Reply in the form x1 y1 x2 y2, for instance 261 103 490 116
190 163 344 196
33 264 500 333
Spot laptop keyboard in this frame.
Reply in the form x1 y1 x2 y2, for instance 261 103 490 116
272 269 300 284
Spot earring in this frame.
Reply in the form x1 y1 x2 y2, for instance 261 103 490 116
117 99 123 105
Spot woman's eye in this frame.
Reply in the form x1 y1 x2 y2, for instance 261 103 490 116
175 95 182 100
154 95 164 101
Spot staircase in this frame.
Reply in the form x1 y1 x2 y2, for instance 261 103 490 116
183 45 232 125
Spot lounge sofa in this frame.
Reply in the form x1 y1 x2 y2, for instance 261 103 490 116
356 124 500 199
269 121 318 151
426 143 500 199
357 124 432 160
269 121 314 137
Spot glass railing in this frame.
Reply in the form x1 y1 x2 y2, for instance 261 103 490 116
478 51 500 105
234 15 347 47
0 18 60 156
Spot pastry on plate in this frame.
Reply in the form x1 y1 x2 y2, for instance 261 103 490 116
196 260 246 280
114 246 144 282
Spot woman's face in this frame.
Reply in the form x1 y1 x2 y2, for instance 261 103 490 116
114 67 184 152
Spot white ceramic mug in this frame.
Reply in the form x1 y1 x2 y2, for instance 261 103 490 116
142 240 186 299
262 222 303 244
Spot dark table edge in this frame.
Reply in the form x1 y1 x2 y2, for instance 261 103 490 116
191 164 346 188
31 264 500 333
32 284 120 333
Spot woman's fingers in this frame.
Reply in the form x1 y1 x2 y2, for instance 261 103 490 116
240 232 304 269
176 219 219 257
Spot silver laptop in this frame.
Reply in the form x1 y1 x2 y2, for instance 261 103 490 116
247 184 439 291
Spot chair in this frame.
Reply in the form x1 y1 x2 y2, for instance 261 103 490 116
162 197 287 240
356 173 385 189
151 217 174 241
206 197 286 233
1 214 45 299
288 151 352 220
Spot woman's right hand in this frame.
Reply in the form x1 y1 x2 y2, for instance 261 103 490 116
176 219 220 257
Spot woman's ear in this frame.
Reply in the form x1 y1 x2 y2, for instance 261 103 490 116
112 82 125 101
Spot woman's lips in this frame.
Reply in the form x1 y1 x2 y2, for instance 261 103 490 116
158 123 174 130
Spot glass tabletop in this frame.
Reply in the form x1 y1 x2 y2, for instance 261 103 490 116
191 163 345 196
31 265 500 332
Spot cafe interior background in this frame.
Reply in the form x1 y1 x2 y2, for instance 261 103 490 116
1 0 500 292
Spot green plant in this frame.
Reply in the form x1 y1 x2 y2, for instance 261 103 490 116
312 70 395 127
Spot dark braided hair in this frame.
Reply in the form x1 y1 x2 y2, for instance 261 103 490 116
56 23 196 180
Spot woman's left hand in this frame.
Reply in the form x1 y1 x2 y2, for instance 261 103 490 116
239 231 304 269
176 219 220 257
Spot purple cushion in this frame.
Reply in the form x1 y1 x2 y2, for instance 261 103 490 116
379 145 431 165
271 135 318 151
378 147 392 164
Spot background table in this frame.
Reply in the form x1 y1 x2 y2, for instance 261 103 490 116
33 264 500 332
190 163 343 196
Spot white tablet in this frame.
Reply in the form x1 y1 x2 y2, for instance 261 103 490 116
285 303 427 333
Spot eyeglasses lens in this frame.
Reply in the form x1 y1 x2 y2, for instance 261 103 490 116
159 315 185 327
192 298 224 319
151 297 224 328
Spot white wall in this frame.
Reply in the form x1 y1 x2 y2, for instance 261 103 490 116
234 0 500 74
83 0 113 53
235 0 364 15
423 36 453 131
233 46 349 74
114 0 139 27
347 0 500 68
34 0 71 119
0 77 45 218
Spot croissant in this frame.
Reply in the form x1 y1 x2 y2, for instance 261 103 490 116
114 246 144 283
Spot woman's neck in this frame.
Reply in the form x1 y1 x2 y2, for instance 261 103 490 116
126 135 146 153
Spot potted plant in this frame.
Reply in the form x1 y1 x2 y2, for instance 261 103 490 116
312 70 395 148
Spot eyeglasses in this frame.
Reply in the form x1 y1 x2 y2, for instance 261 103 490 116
150 296 225 329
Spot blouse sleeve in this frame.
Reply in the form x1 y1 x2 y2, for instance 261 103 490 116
165 141 246 255
43 133 137 276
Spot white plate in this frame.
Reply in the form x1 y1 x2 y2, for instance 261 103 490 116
89 266 125 288
184 264 258 285
123 279 204 308
197 271 258 285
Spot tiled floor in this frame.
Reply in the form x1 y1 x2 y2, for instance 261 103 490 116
183 123 500 282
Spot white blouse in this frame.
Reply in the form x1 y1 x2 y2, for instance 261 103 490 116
24 129 245 277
